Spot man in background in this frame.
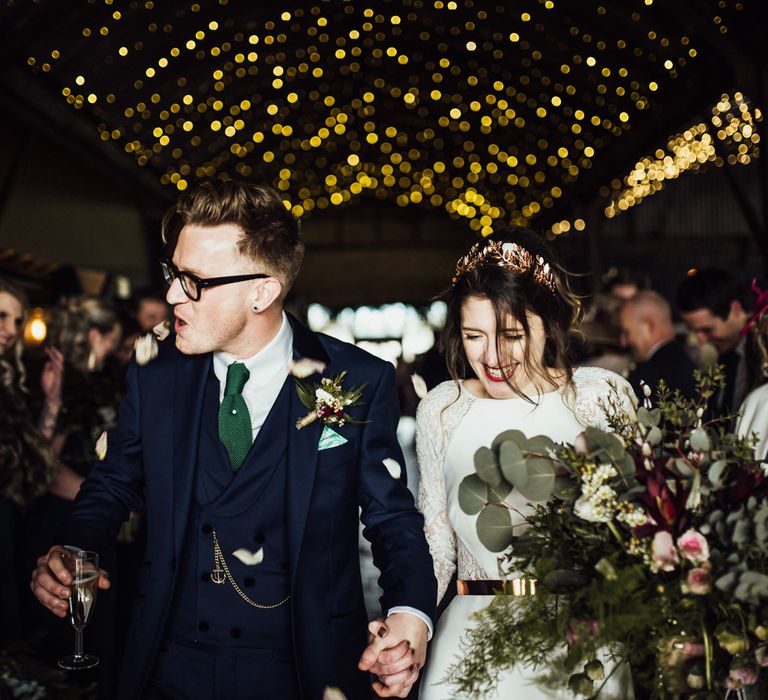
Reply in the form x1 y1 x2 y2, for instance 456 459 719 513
620 290 697 400
676 268 752 415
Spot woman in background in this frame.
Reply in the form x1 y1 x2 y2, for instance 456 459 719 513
0 278 59 644
21 294 122 697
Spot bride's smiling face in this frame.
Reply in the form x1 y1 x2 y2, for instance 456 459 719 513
460 295 547 399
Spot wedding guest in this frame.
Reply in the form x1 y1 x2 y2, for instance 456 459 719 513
578 292 632 376
619 290 697 400
131 287 169 333
601 266 650 302
21 295 122 697
415 229 635 699
736 281 768 464
676 268 752 416
29 180 436 700
0 278 57 643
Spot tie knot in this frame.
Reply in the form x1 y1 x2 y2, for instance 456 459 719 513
224 362 250 396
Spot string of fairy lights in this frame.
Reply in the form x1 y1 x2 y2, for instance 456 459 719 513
20 0 756 236
603 91 761 218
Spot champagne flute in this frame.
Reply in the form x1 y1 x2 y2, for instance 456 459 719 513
58 549 100 670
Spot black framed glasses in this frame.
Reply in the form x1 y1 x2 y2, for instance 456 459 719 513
161 259 269 302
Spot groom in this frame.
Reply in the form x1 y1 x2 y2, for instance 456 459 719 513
30 180 436 699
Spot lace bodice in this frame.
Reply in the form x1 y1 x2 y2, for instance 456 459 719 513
416 366 635 601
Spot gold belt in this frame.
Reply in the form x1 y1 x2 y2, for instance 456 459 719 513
457 578 537 596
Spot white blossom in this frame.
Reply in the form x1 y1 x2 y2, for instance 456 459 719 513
315 388 335 404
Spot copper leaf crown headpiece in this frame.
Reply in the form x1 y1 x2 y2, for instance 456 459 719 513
451 239 556 292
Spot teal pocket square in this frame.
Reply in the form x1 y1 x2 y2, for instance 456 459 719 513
318 425 348 450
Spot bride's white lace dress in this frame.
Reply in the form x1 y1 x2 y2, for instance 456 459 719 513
416 366 636 699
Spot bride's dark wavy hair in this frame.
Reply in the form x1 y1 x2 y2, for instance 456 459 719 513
439 226 582 401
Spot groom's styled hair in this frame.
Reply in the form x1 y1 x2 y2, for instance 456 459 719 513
161 180 304 298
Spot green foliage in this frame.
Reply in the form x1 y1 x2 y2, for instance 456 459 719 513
450 365 768 698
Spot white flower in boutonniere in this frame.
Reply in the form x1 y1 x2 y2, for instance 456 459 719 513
293 370 366 430
134 320 171 365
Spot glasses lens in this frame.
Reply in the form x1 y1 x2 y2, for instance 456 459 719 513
181 273 199 301
161 261 174 286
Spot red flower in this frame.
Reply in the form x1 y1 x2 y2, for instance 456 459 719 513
634 458 689 538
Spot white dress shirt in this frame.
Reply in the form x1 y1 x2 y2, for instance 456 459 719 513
213 312 293 441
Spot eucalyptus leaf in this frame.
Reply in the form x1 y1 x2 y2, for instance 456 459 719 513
708 460 727 487
646 426 662 446
603 433 627 462
637 406 661 428
617 453 637 477
476 503 514 552
492 429 527 450
732 519 751 546
715 571 737 593
499 441 527 487
474 446 502 487
526 434 557 455
734 571 768 601
458 474 488 515
755 505 768 552
582 426 614 453
516 457 556 502
487 479 513 504
675 459 695 477
690 428 710 453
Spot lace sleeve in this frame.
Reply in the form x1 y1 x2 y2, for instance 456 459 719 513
416 385 458 603
571 366 638 430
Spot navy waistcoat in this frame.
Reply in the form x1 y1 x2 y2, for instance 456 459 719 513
166 368 293 650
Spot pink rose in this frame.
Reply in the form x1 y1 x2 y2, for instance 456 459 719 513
566 619 599 645
681 563 712 595
725 666 758 690
676 529 709 564
651 531 679 572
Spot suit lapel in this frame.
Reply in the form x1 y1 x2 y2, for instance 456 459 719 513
172 350 211 554
285 315 331 581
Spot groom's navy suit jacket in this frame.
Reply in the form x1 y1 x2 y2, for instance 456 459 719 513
59 316 436 699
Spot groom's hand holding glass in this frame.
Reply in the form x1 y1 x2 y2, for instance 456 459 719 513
30 545 111 618
358 613 429 697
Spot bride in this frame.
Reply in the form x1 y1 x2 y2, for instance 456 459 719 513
416 229 635 699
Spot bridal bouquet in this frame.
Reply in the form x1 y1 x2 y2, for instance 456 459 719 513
452 367 768 699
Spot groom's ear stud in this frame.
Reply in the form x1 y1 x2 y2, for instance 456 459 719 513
252 303 259 312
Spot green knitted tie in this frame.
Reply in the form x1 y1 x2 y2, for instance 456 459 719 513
218 362 252 471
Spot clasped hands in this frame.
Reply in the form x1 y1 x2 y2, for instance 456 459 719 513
358 613 428 698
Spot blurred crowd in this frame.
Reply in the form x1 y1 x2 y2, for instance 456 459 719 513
0 280 169 697
2 261 768 697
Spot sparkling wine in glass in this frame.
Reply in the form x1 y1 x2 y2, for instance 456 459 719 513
58 549 100 671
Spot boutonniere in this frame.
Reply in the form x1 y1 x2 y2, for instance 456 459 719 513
134 320 171 365
292 367 366 431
